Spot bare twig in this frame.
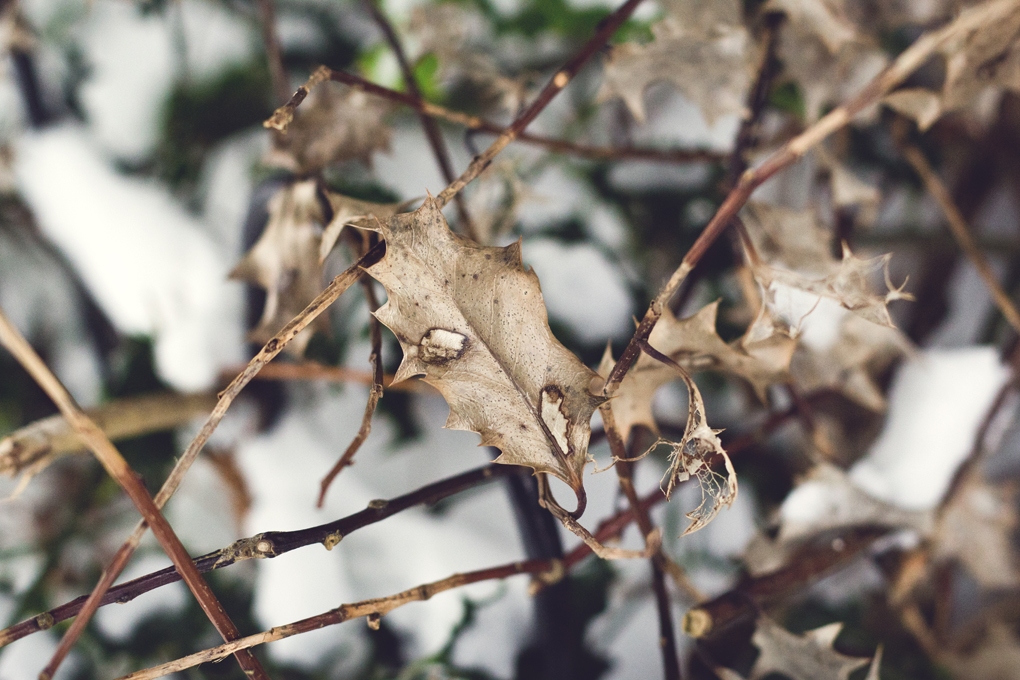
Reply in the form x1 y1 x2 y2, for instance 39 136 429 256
433 0 648 209
602 0 1020 400
317 277 385 506
39 242 383 675
0 308 269 680
1 391 215 479
266 66 721 164
221 360 424 391
364 0 478 240
255 0 289 104
0 464 519 648
903 144 1020 337
116 557 559 680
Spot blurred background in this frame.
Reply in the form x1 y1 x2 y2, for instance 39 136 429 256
2 0 1020 678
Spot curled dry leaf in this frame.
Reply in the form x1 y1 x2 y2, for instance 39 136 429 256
636 352 737 536
885 1 1020 130
366 198 604 506
742 202 912 328
598 301 793 444
319 192 416 262
750 616 872 680
599 0 755 124
265 84 393 173
230 180 326 353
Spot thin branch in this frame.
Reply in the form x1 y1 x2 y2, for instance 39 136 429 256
602 0 1020 400
39 242 384 673
115 558 561 680
220 360 425 391
903 143 1020 337
364 0 478 240
317 277 385 506
266 66 720 164
0 464 520 648
433 0 648 209
255 0 289 104
1 391 215 479
0 308 268 680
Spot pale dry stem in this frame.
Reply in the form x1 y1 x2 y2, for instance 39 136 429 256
114 558 559 680
904 144 1020 337
0 307 268 680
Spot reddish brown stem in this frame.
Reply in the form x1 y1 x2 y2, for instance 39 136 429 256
364 0 478 240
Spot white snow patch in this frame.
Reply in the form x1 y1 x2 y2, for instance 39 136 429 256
176 0 255 79
850 347 1011 509
14 125 245 391
237 384 525 673
78 0 175 160
0 629 74 680
768 284 848 351
93 553 188 641
523 238 632 343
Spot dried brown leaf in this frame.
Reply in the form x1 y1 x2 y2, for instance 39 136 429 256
742 203 911 328
883 2 1020 129
265 85 393 173
634 352 737 536
230 180 326 353
366 197 603 502
750 617 871 680
319 193 416 262
598 0 755 124
599 301 793 444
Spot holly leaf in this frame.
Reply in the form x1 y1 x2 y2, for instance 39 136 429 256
366 198 604 505
319 192 416 262
750 617 871 680
742 203 911 328
230 180 326 353
884 2 1020 129
598 0 755 124
599 301 792 444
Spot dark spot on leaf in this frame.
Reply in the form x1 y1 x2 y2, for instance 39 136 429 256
473 274 479 280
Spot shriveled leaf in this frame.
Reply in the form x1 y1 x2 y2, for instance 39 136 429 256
751 617 871 680
366 198 603 502
319 192 416 262
231 180 326 353
883 2 1020 129
765 0 857 53
742 203 911 328
935 474 1020 589
599 301 793 444
599 0 755 124
771 7 886 121
265 84 393 173
636 355 736 536
793 313 912 411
